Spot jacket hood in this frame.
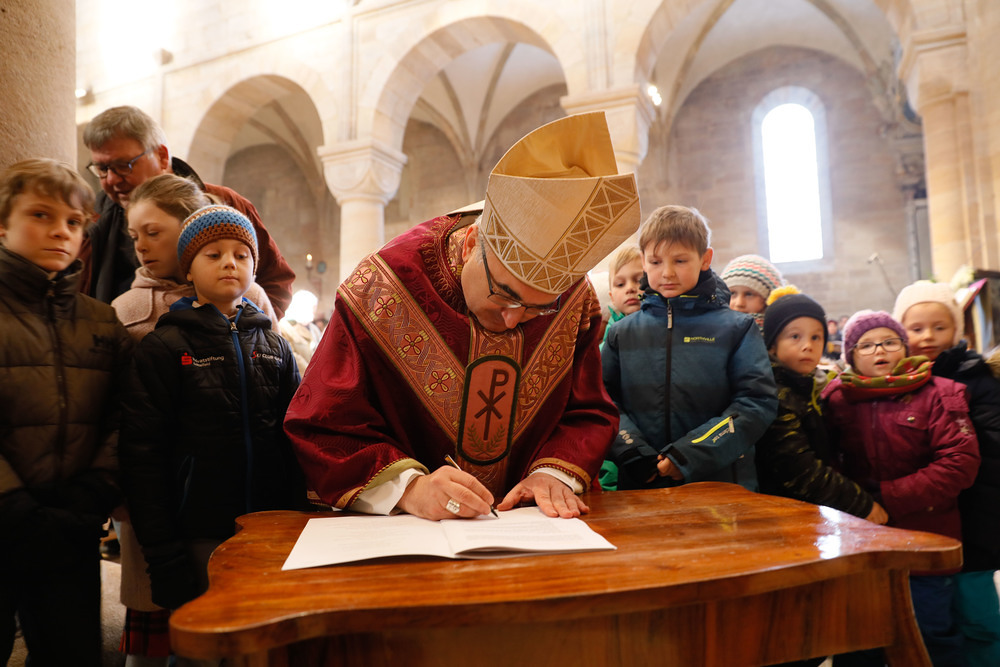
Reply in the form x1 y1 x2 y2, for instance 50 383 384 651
640 269 730 314
171 158 207 190
0 247 82 312
933 342 989 379
161 296 271 332
127 266 189 291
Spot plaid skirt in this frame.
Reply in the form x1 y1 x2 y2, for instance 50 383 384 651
120 607 172 657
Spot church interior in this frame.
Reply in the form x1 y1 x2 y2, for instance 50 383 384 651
4 0 996 335
3 0 1000 664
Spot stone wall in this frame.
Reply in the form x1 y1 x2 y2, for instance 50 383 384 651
385 83 568 238
223 144 339 313
639 45 913 319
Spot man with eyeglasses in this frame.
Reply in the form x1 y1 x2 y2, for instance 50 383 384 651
79 105 296 318
286 113 639 521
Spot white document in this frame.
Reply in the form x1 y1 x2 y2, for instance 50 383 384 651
281 506 616 570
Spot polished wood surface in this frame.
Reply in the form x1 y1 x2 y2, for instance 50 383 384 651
170 482 961 666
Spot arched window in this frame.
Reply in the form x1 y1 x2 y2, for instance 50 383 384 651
752 88 832 264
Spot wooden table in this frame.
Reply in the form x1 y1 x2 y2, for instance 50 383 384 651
170 482 960 666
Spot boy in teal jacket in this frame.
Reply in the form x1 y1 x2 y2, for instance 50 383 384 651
602 205 777 490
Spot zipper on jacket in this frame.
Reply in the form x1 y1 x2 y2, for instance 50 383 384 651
665 301 673 446
45 285 69 475
227 311 255 514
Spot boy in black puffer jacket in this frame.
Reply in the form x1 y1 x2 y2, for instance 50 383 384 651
894 280 1000 667
120 205 308 613
0 159 133 667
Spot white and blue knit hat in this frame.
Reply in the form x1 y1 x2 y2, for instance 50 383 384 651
177 204 258 274
720 254 784 301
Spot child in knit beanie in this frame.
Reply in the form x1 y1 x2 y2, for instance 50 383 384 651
822 309 980 665
720 254 783 330
118 204 308 614
177 204 259 317
755 286 886 526
111 190 282 663
894 281 1000 665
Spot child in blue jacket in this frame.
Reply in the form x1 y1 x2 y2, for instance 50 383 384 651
602 205 777 490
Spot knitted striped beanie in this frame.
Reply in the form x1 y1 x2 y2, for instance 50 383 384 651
720 254 783 301
177 204 258 275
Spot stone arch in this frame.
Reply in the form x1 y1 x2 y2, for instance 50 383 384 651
183 74 326 185
359 14 569 151
633 0 714 87
633 0 922 116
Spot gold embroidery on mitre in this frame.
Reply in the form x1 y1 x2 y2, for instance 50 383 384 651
482 174 639 295
477 112 640 296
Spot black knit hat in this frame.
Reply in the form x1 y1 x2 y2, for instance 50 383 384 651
763 286 827 349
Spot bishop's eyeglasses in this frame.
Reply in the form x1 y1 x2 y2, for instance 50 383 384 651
480 242 560 317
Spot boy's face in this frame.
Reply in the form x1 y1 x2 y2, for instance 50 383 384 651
851 326 906 377
901 302 956 362
186 238 255 316
641 241 712 299
0 190 87 276
127 200 183 281
609 258 644 315
729 285 766 314
771 316 824 375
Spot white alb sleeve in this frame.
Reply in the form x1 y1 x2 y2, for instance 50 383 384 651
351 468 425 515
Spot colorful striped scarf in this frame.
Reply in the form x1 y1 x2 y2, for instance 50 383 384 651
838 356 933 402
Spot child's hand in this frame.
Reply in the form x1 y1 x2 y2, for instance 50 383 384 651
656 455 684 480
865 501 889 525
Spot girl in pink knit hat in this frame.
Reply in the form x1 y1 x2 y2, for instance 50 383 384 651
822 309 980 665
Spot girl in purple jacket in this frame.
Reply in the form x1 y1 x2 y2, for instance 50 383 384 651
823 310 980 667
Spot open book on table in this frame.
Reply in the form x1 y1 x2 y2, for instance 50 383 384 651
281 506 616 570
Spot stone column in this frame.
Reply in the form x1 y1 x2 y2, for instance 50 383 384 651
0 0 77 168
901 28 979 282
319 138 408 283
919 93 975 282
561 85 655 175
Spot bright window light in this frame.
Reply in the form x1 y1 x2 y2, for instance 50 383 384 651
761 103 823 263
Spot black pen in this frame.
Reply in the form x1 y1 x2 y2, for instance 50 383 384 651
444 454 499 517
